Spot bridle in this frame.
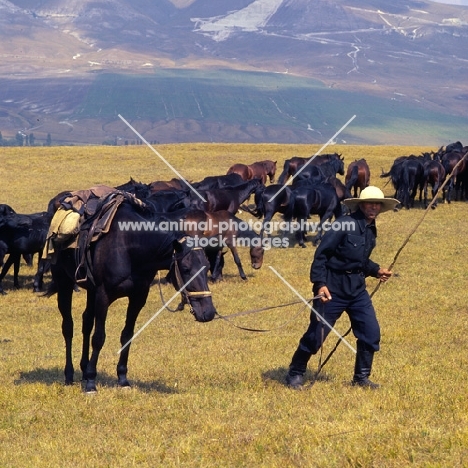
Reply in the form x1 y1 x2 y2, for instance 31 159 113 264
160 239 212 314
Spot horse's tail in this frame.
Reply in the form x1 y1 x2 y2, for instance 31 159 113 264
277 160 291 185
253 185 267 218
401 164 412 208
380 168 392 178
283 189 296 223
345 165 359 191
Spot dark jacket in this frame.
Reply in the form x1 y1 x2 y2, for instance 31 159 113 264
310 209 380 298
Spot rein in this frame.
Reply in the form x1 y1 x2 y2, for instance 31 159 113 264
215 295 323 332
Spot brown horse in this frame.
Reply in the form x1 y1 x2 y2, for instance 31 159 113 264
421 160 445 209
182 210 264 282
227 160 277 184
345 159 371 197
190 179 262 214
149 178 186 193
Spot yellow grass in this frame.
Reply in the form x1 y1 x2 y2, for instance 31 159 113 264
0 144 467 467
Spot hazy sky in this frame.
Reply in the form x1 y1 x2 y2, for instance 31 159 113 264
430 0 468 5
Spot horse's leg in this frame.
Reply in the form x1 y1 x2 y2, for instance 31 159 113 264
431 183 438 209
228 244 247 280
33 254 48 292
56 278 75 385
0 254 16 295
117 289 150 388
83 289 110 393
80 289 96 382
295 221 307 248
260 212 274 239
423 182 428 209
12 254 21 289
211 249 226 282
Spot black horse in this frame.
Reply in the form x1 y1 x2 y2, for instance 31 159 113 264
277 153 343 185
115 178 152 200
191 173 245 191
47 199 217 393
251 184 294 238
421 160 445 209
190 179 262 214
0 210 53 294
295 158 345 182
285 181 343 247
145 189 191 212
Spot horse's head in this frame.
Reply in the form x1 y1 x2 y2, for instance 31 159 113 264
267 161 277 183
171 237 216 322
335 157 345 176
0 204 16 217
249 243 265 270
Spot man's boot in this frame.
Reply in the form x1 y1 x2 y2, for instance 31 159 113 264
285 345 312 389
351 341 380 389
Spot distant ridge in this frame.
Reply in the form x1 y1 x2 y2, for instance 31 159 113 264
1 0 467 145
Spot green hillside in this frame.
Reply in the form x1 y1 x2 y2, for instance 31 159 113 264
72 69 468 146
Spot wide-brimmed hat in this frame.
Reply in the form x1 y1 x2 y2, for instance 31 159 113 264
343 186 399 213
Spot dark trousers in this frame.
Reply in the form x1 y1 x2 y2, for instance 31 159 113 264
289 289 380 375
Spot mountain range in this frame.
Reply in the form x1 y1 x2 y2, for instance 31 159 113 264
1 0 468 146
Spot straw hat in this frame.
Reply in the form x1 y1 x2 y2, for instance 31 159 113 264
343 186 399 213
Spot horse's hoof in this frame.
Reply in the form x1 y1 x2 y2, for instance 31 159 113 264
84 381 97 393
65 380 74 386
0 290 7 296
118 381 132 389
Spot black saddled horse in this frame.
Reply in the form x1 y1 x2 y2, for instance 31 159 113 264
47 197 217 393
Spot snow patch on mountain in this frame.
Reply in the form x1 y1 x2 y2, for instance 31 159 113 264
191 0 284 42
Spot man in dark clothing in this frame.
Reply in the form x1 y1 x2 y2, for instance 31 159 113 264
285 186 399 389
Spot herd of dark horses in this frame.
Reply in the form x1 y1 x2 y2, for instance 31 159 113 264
380 141 468 210
2 143 465 392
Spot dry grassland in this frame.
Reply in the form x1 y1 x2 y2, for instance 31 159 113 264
0 144 467 467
